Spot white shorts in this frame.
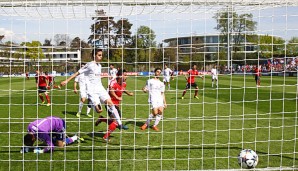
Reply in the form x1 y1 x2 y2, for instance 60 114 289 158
79 87 87 99
88 90 110 106
212 75 218 80
163 76 171 83
150 100 164 109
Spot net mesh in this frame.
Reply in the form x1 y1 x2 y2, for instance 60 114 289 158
0 0 297 170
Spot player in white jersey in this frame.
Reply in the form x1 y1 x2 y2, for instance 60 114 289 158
108 64 118 86
163 64 174 90
141 68 167 131
211 65 218 87
60 49 126 141
74 63 92 118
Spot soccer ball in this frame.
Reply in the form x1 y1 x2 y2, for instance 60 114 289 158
238 149 258 169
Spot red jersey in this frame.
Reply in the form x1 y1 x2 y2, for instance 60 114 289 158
187 69 199 83
46 75 53 83
254 68 261 77
109 80 127 106
38 75 47 87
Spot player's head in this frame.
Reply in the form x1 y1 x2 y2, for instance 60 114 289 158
154 68 162 77
91 49 103 62
192 64 197 70
116 69 127 84
24 133 35 146
45 71 48 75
110 64 114 69
164 64 168 69
81 63 85 67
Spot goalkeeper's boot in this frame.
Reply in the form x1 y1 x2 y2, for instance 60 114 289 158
77 137 85 143
194 96 199 99
152 125 159 132
76 112 81 118
141 124 148 130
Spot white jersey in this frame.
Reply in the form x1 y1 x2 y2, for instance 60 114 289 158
109 68 118 80
74 74 88 98
163 68 173 77
78 61 105 93
145 78 165 104
74 73 87 87
211 68 218 80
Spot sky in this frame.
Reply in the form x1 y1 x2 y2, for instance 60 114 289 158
0 5 298 45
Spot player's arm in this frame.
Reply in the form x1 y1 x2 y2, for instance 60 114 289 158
73 81 78 94
143 80 149 93
124 90 134 96
34 133 54 153
60 72 79 87
170 69 174 80
162 92 167 109
184 73 189 81
109 88 122 101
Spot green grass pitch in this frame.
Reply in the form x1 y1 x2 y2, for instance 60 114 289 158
0 74 297 170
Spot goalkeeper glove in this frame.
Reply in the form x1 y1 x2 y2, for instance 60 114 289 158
33 148 44 154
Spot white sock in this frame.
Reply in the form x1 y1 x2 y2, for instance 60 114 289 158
78 101 84 113
146 114 154 125
108 105 122 126
153 114 162 126
86 106 91 114
71 135 78 141
168 84 170 89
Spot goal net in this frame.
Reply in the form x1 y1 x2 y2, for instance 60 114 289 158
0 0 297 170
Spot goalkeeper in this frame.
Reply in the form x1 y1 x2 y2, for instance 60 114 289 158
21 116 83 153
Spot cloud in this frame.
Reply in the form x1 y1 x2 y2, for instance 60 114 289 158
0 28 26 42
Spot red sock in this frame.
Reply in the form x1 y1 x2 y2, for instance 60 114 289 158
103 121 118 139
45 94 50 103
39 95 44 102
182 90 187 96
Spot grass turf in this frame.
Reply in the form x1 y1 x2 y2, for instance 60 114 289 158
0 74 297 170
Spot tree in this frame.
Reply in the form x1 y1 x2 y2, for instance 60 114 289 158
0 35 4 43
88 9 115 48
113 18 133 47
54 34 71 46
214 9 257 67
43 38 52 46
19 41 45 60
286 37 298 57
70 37 91 61
247 34 285 58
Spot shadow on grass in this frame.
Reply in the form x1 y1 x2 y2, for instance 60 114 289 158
125 121 145 127
62 110 77 116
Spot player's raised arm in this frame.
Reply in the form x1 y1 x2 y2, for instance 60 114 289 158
60 72 79 87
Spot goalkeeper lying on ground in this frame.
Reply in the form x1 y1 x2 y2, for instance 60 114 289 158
21 116 84 153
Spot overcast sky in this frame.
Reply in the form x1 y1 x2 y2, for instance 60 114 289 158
0 5 297 44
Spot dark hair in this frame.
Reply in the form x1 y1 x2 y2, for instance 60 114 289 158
154 68 162 72
110 64 114 67
45 71 48 75
24 134 34 146
116 69 127 76
91 49 103 57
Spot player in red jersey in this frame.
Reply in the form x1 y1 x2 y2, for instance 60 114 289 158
181 64 204 99
95 69 133 142
37 72 51 106
25 72 29 80
253 65 261 87
45 71 60 90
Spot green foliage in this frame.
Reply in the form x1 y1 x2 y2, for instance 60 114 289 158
19 41 45 60
286 36 298 56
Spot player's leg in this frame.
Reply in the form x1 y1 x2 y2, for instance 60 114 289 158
42 87 51 106
193 83 199 99
141 105 158 130
38 87 45 104
152 106 164 131
181 84 190 99
212 78 214 87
